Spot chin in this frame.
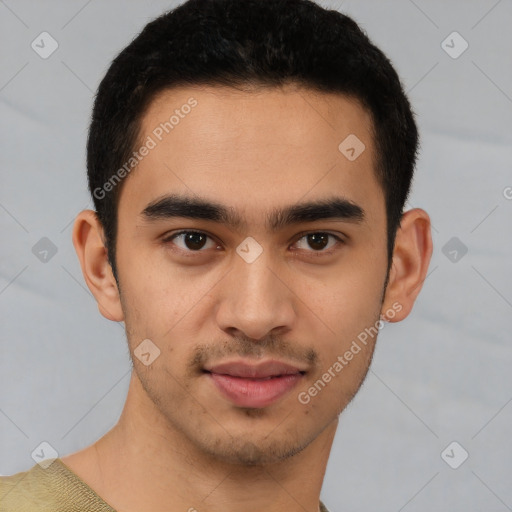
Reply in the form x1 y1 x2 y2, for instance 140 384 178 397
196 430 315 467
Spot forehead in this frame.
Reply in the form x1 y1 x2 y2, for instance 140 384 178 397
118 84 383 232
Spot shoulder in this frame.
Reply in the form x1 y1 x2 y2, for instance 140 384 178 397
0 461 59 511
320 500 331 512
0 458 116 512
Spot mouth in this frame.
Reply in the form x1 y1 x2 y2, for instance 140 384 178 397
203 360 306 409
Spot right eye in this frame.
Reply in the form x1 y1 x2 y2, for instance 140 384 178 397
162 230 220 253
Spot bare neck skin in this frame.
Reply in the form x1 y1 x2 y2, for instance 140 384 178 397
62 372 336 512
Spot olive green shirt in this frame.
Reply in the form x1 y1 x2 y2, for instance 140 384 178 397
0 458 330 511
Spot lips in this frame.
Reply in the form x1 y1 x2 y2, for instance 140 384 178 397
205 360 306 378
204 360 306 408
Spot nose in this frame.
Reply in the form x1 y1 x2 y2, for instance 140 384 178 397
215 249 297 341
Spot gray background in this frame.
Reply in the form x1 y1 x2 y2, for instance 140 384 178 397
1 0 511 510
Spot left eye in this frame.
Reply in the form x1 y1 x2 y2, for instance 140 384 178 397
294 232 342 253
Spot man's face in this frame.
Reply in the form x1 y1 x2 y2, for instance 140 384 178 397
114 85 389 465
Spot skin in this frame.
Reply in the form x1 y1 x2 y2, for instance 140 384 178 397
64 84 432 512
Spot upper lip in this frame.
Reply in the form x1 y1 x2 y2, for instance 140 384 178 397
204 360 306 378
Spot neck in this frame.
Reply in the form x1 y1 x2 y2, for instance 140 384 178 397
68 372 337 512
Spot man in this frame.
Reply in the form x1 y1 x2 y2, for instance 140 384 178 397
0 0 432 510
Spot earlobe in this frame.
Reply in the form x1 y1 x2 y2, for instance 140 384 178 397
381 208 433 322
72 210 124 322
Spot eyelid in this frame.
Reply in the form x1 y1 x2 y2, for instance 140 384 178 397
162 229 346 254
293 230 346 244
291 231 345 255
162 229 221 251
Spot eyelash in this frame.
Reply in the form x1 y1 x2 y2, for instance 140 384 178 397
161 230 345 258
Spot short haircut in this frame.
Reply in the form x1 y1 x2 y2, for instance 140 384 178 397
86 0 418 283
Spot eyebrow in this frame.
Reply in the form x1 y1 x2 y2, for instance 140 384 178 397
140 193 365 232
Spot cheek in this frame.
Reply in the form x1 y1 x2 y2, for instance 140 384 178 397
314 263 384 329
299 308 379 417
116 240 183 326
305 265 384 379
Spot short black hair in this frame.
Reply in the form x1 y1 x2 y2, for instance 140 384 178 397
87 0 418 284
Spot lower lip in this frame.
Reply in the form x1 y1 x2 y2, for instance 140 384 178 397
207 372 303 408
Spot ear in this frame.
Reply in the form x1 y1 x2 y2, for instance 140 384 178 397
380 208 433 322
72 210 124 322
